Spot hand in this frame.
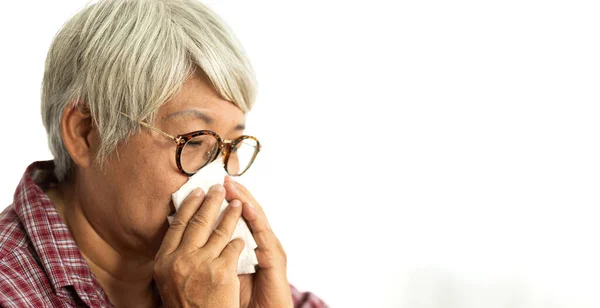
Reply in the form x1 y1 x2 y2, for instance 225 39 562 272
224 177 293 308
154 184 245 308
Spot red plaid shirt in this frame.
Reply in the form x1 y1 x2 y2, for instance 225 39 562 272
0 161 326 307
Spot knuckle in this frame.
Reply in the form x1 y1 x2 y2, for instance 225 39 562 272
188 214 210 228
261 250 277 264
212 225 230 240
258 248 285 265
209 264 231 285
279 247 287 263
153 258 167 277
168 218 188 231
154 251 169 264
154 257 187 282
170 258 190 281
230 238 245 251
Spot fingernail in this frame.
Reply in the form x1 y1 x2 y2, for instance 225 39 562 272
230 200 241 207
193 188 204 196
212 184 224 192
245 201 255 209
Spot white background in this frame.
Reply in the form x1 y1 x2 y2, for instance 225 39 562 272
1 1 599 307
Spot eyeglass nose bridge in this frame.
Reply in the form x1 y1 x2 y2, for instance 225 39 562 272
218 139 234 162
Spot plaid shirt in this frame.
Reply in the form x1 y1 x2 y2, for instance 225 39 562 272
0 161 326 307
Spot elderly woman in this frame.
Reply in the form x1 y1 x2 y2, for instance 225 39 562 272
0 0 325 307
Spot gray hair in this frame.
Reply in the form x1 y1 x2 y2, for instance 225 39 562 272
41 0 256 182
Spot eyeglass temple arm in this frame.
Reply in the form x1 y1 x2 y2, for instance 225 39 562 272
119 111 177 141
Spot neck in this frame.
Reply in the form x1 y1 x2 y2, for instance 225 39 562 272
48 183 158 307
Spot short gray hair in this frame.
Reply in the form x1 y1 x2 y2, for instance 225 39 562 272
41 0 256 182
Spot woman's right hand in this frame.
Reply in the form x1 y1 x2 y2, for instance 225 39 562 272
154 184 245 307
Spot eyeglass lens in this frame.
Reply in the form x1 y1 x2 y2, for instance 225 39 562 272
181 135 258 176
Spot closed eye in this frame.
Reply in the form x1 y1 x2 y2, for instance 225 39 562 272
186 140 203 147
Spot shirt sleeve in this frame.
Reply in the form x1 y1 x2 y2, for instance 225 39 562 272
290 284 328 308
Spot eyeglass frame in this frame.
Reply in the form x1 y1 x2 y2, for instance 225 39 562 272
119 112 261 177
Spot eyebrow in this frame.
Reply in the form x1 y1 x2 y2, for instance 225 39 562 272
163 109 214 124
163 109 246 131
233 123 246 131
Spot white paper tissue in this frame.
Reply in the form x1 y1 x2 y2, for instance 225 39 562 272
169 161 258 274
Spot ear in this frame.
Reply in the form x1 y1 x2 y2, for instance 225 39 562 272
60 103 98 169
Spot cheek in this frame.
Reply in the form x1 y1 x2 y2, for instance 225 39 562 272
130 154 185 218
112 137 188 229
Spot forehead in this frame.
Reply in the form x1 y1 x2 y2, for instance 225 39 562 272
158 72 245 124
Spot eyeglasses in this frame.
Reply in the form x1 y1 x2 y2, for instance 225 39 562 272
119 112 261 177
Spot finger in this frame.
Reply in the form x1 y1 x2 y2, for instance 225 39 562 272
223 180 262 212
224 179 285 267
156 188 205 257
223 182 270 239
241 201 285 269
179 184 226 251
204 199 243 254
218 238 245 268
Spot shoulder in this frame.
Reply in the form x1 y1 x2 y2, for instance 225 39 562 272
0 206 49 306
0 205 30 261
0 205 100 308
0 205 30 262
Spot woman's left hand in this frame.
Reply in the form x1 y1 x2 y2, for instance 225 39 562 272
224 177 293 308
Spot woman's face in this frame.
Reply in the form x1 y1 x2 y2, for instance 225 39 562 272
79 72 246 259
